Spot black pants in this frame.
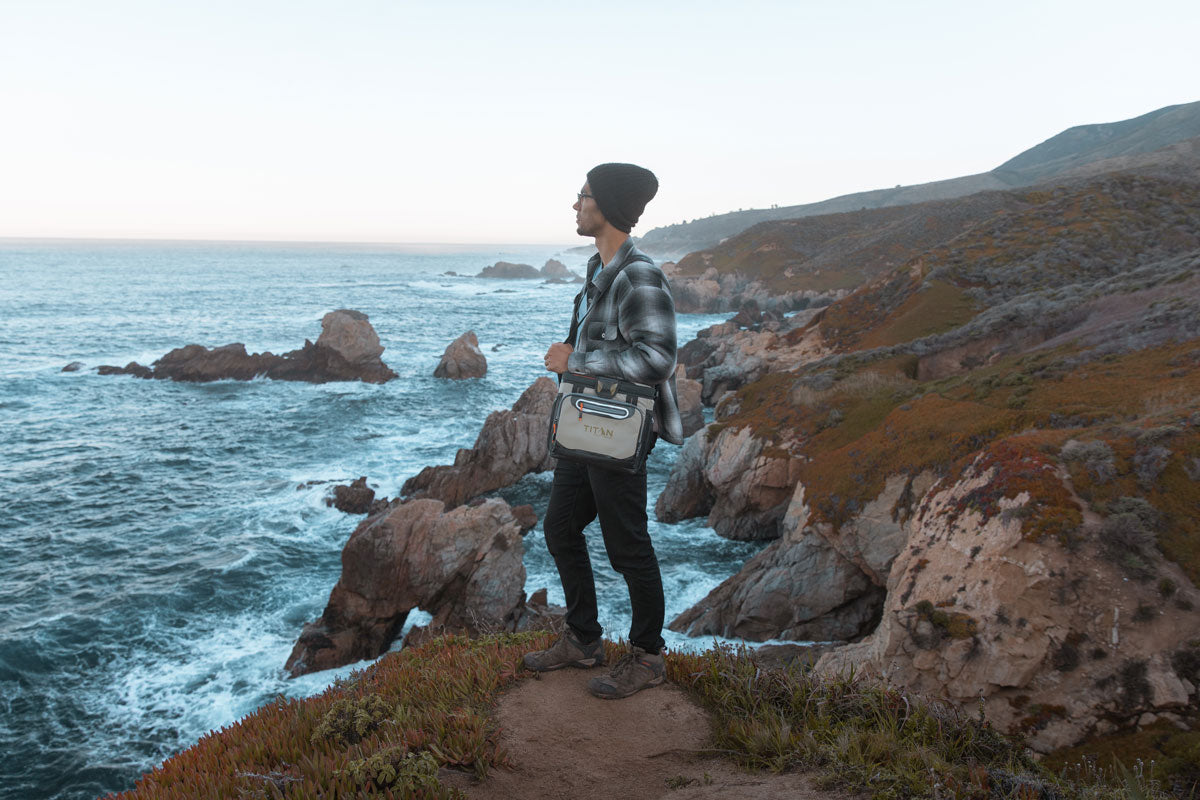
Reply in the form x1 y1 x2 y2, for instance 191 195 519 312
542 453 666 654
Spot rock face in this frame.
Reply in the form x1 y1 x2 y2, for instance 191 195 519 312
670 268 839 314
800 455 1200 753
285 497 532 677
477 261 541 279
677 310 828 405
434 331 487 379
656 425 801 541
402 377 557 508
97 310 397 384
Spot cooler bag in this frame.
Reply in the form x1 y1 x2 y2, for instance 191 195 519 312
548 372 656 473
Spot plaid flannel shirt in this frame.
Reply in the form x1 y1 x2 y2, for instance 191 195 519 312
565 239 684 445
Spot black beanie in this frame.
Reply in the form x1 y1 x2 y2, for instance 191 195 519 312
586 163 658 233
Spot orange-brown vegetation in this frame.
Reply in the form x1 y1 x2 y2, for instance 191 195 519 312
715 340 1200 580
103 632 554 800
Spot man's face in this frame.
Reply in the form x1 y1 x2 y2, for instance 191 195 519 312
573 181 606 237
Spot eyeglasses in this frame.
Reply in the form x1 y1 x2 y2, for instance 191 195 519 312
576 192 594 202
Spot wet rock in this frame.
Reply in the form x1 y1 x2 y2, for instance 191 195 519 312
434 330 487 379
285 497 531 677
97 361 154 378
326 477 376 514
61 361 84 372
402 377 557 508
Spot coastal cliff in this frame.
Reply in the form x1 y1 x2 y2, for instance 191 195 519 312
663 170 1200 754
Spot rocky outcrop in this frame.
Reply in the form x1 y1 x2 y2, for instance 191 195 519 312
656 424 800 541
677 310 828 405
401 377 557 508
541 259 578 279
670 472 937 641
477 261 541 279
285 497 534 677
434 331 487 379
61 361 84 373
670 269 836 314
97 310 397 384
326 477 376 514
809 455 1200 753
654 433 714 524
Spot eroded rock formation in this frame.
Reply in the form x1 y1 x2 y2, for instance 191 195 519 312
285 497 536 677
401 377 557 508
97 310 397 384
813 455 1200 752
434 330 487 379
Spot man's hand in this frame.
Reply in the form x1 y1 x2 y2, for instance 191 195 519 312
544 342 573 374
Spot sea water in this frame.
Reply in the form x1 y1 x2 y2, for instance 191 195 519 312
0 240 765 800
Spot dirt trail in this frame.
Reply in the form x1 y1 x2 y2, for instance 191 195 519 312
445 667 845 800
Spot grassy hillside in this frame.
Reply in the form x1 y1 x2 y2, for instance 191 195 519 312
673 172 1200 302
640 101 1200 255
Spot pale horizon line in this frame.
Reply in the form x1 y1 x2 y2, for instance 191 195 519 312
0 235 585 250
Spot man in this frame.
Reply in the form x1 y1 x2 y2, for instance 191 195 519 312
524 162 684 699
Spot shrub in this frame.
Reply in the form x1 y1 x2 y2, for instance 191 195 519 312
1104 496 1162 531
1061 439 1117 484
1133 445 1171 488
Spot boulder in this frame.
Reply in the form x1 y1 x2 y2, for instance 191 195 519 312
285 497 533 677
96 310 397 384
61 361 84 373
326 477 376 514
316 309 386 366
402 377 558 508
477 261 541 279
434 330 487 379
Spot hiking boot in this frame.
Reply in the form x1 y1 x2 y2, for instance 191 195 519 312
587 646 664 699
522 631 606 672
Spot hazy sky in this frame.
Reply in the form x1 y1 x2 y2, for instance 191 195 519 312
2 0 1197 244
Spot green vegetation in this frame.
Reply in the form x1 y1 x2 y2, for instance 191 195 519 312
105 633 1187 799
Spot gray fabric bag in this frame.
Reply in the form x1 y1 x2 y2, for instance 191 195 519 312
548 373 656 473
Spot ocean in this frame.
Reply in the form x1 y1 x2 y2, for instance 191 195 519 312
0 240 763 800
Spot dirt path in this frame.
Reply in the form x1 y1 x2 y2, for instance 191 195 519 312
445 667 845 800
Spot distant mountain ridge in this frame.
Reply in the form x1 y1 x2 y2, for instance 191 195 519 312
640 100 1200 256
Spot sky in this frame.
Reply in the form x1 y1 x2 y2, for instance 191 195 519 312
1 0 1197 245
